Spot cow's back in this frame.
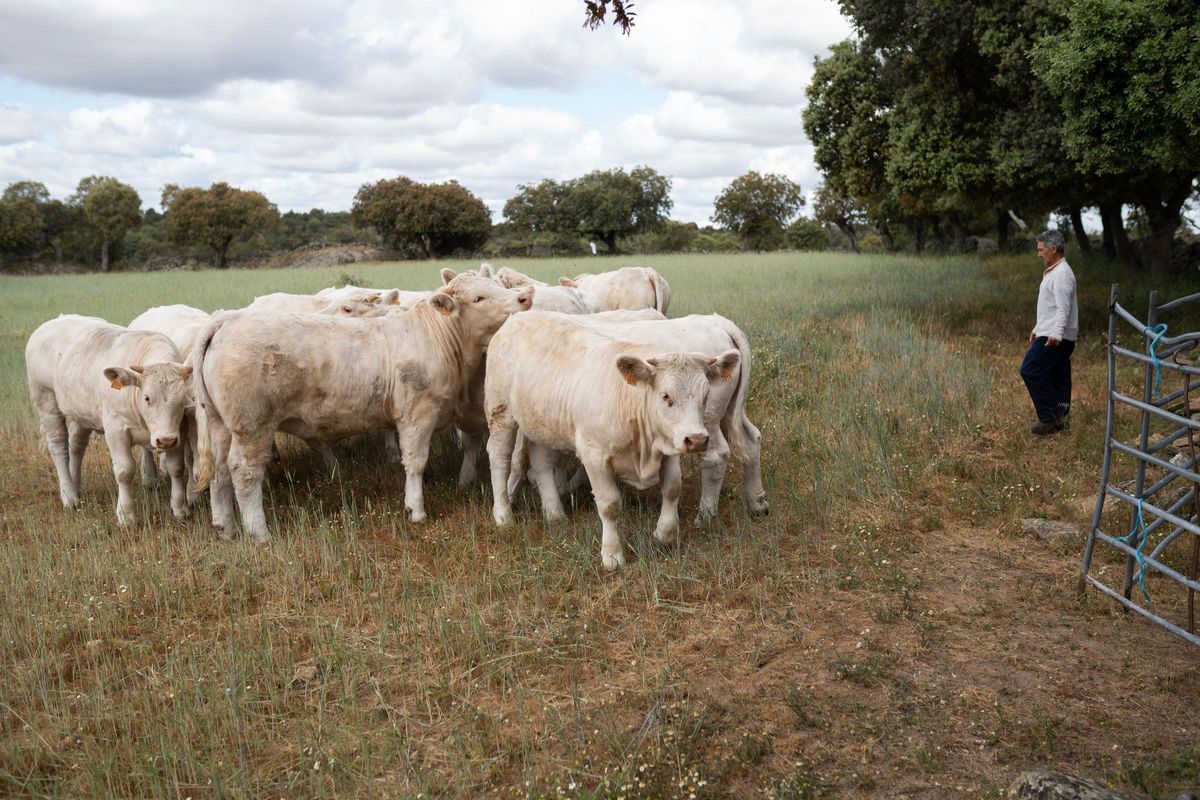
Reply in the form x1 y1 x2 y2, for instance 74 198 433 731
130 304 211 360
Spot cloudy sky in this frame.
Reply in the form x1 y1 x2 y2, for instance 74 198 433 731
0 0 853 226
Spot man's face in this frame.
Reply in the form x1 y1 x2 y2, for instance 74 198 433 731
1037 241 1062 268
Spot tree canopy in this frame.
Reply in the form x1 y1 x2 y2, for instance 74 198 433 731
71 176 142 272
352 177 491 259
161 182 279 269
712 172 804 251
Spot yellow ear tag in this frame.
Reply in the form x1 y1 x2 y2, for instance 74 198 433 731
438 303 453 316
722 369 733 381
623 372 637 386
110 378 124 390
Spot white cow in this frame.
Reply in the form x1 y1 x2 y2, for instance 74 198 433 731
318 284 431 311
506 312 768 518
246 289 398 317
128 303 212 495
191 271 533 544
25 315 194 524
558 266 671 314
485 311 739 570
492 267 602 314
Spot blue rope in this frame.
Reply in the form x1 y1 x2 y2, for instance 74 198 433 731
1146 323 1168 399
1118 497 1152 603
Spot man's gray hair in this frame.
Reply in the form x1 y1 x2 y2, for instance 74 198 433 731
1038 229 1066 254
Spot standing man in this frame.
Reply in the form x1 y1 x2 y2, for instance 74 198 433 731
1021 229 1078 435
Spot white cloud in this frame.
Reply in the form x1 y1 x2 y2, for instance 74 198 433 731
0 0 852 224
0 104 43 145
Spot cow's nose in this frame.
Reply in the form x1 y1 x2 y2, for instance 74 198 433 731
155 436 178 449
683 434 709 453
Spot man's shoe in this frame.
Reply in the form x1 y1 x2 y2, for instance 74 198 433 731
1030 419 1064 435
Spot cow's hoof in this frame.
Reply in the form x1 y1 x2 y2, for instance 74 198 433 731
493 507 513 526
653 523 678 545
214 525 235 541
61 495 81 510
116 510 135 527
405 507 426 524
601 550 626 572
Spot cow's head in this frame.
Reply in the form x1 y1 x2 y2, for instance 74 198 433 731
104 362 193 451
318 295 392 317
430 271 533 343
616 349 740 455
495 267 543 289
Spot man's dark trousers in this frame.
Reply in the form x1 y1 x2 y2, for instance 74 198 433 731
1021 336 1075 423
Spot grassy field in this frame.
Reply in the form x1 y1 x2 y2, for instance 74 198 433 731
1 252 1198 799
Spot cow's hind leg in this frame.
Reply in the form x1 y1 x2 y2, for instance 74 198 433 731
732 415 768 515
207 417 238 539
396 423 435 522
487 407 519 525
529 442 566 522
67 423 90 499
228 433 275 545
35 400 79 509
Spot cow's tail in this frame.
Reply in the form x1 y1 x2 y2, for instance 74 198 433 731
716 316 756 465
651 269 671 316
189 311 233 493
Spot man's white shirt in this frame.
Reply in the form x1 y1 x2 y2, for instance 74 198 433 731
1034 259 1078 342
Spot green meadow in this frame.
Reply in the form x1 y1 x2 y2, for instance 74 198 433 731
1 252 1197 798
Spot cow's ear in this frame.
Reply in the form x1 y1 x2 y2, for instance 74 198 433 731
430 292 457 316
103 366 142 390
706 349 741 382
616 355 655 386
440 268 457 285
378 289 400 305
478 262 493 278
176 363 194 378
365 292 382 304
558 277 579 288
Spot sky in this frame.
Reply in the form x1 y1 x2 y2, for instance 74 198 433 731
0 0 854 226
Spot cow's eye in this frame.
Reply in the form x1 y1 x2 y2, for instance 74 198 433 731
474 296 485 303
143 395 150 404
661 393 673 407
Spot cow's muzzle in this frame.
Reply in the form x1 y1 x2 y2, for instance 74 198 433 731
682 434 709 454
154 435 179 450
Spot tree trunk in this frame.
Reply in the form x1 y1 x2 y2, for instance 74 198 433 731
604 233 618 255
876 222 894 252
100 237 111 272
949 218 966 253
911 220 925 253
996 210 1010 253
1101 203 1138 268
1138 179 1192 278
52 240 63 264
836 221 859 253
216 236 233 269
1100 204 1116 260
1069 207 1092 254
421 235 434 259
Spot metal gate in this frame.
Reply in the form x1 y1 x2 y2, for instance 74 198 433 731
1081 284 1200 646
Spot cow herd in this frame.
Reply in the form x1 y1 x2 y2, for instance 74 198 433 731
24 264 767 570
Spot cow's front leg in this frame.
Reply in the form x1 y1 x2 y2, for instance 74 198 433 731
67 422 90 499
654 455 682 544
696 427 730 522
139 446 159 489
487 408 518 525
580 451 625 571
228 434 273 545
457 427 481 487
161 445 190 520
104 427 137 525
397 423 435 522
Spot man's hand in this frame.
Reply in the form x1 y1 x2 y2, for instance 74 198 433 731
1047 337 1061 347
1029 330 1036 343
